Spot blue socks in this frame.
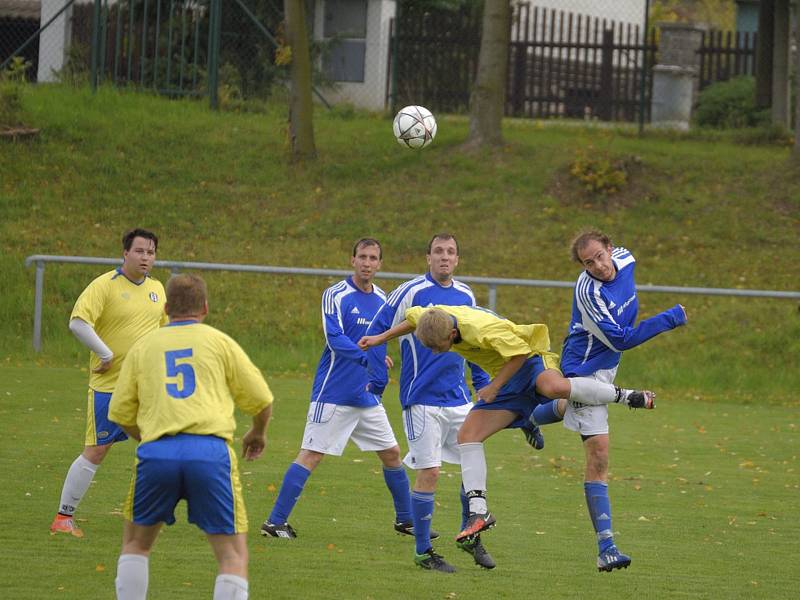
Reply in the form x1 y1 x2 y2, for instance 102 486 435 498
532 399 564 426
411 491 435 555
585 481 614 552
383 466 412 523
269 462 311 525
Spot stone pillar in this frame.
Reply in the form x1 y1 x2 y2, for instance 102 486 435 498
650 22 707 130
37 1 73 82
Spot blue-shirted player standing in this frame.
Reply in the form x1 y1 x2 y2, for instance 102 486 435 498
528 230 687 571
261 239 415 539
366 233 494 573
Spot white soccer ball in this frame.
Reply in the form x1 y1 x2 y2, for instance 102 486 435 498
393 105 437 149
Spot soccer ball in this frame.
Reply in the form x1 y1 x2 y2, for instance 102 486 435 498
393 105 437 149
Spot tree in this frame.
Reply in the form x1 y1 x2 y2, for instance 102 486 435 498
795 1 800 158
284 0 316 160
464 0 510 149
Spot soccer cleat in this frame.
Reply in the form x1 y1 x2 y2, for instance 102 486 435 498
522 422 545 450
456 534 496 569
49 514 84 538
414 548 456 573
455 511 496 541
394 521 439 540
616 388 656 410
597 546 632 572
260 520 297 539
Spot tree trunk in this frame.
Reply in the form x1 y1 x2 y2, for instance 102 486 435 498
755 0 774 110
795 0 800 157
284 0 316 161
465 0 510 148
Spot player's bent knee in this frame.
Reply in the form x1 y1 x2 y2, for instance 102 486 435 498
82 443 113 465
377 445 401 466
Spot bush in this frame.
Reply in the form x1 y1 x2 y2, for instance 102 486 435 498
570 143 630 195
0 57 31 128
695 76 769 129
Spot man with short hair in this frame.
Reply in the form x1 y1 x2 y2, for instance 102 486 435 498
359 302 657 550
526 230 687 571
108 273 274 600
260 239 414 539
50 229 167 537
364 234 494 573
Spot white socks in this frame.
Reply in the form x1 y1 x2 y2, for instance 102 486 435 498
567 377 617 406
116 554 148 600
214 574 249 600
58 454 98 515
459 442 488 513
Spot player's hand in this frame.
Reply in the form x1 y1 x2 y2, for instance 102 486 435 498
679 304 688 322
476 385 498 404
358 335 379 350
385 355 394 369
242 429 267 461
92 358 113 374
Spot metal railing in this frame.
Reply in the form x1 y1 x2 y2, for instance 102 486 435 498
24 254 800 352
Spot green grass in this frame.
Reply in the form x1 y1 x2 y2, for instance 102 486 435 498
1 365 798 599
1 85 798 400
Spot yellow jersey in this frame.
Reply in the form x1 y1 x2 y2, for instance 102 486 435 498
404 305 557 378
71 268 167 391
108 321 274 444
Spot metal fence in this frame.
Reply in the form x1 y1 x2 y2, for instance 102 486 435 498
24 254 800 352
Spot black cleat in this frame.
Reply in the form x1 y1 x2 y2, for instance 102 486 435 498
456 511 496 541
394 520 439 540
414 548 456 573
456 534 496 569
522 422 545 450
616 388 656 410
597 546 632 572
260 520 297 538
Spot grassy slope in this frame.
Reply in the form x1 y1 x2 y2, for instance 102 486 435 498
0 85 798 403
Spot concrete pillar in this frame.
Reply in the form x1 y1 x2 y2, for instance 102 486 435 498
650 22 707 130
37 0 73 82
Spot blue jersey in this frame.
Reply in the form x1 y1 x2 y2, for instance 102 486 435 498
366 273 490 409
311 277 387 407
560 247 687 376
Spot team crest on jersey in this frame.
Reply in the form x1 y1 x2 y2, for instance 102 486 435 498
149 292 159 302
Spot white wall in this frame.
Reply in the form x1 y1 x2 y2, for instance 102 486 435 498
314 0 396 111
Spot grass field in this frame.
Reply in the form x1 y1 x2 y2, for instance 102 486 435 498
1 365 797 599
1 84 798 598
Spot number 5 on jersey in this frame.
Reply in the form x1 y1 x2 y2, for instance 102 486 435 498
165 349 196 399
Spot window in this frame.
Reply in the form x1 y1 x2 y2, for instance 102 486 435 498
323 0 368 83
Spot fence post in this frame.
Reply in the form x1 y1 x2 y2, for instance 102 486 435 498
638 0 651 134
488 285 497 312
598 28 614 120
207 0 221 110
33 261 45 352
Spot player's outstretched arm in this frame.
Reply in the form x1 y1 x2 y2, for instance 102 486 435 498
242 404 272 461
358 320 414 350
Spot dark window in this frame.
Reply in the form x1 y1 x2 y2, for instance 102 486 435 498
322 0 367 82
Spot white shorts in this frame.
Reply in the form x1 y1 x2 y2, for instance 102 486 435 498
402 403 472 470
563 367 618 437
301 402 398 456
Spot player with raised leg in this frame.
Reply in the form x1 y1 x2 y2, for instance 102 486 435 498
523 230 687 571
358 304 657 548
260 239 416 540
50 229 166 538
108 274 274 600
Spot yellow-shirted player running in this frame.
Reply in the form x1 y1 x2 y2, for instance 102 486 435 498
108 273 274 600
50 229 167 538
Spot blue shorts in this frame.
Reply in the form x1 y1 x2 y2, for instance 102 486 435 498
85 389 128 446
471 356 554 429
124 434 248 534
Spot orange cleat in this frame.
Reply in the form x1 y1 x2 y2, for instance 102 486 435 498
50 514 84 538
